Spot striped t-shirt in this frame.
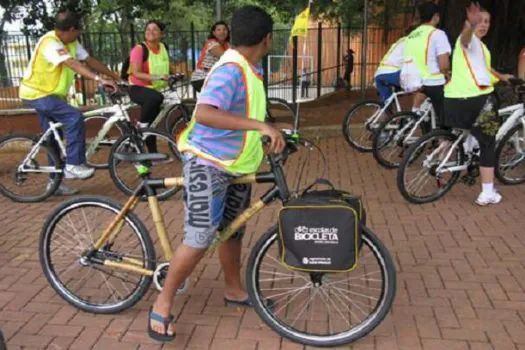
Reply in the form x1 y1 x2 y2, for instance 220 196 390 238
185 62 263 166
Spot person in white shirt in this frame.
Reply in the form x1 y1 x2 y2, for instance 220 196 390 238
374 36 406 103
19 10 118 195
404 2 452 126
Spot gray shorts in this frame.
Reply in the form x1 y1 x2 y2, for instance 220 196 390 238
182 157 252 249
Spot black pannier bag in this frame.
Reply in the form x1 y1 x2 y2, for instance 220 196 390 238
278 179 366 273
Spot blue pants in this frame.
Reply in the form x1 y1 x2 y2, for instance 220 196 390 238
375 71 401 104
23 95 86 165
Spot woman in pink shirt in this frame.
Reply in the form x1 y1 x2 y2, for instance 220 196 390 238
128 20 178 152
190 21 230 93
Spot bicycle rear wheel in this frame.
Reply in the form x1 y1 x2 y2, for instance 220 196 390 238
246 225 396 347
0 134 62 202
342 100 390 152
495 124 525 185
397 129 464 204
108 129 182 201
39 196 155 314
85 115 124 169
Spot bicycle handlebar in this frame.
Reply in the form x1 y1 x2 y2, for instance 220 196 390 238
168 73 186 91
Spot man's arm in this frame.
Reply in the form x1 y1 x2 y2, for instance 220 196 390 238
63 59 116 89
438 53 450 76
85 56 120 80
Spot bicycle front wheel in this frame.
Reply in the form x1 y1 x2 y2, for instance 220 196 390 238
0 134 62 202
246 225 396 347
39 196 155 314
108 129 182 200
495 124 525 185
85 115 124 169
342 100 390 152
397 129 464 204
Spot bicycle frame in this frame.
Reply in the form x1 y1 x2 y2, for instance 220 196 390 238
402 99 436 144
496 102 525 141
87 165 288 277
84 103 133 160
366 90 410 128
18 122 66 174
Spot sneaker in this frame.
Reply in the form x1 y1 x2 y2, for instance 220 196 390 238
64 164 95 180
47 182 79 196
475 191 502 206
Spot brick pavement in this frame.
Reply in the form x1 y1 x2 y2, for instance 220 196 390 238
2 136 525 349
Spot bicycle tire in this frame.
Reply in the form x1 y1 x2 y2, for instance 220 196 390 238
39 195 156 314
163 103 190 134
397 129 464 204
108 129 182 201
342 100 389 152
246 225 396 347
372 112 425 169
85 115 124 169
0 134 62 203
495 124 525 185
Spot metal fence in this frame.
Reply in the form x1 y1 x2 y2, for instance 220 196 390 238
0 24 404 110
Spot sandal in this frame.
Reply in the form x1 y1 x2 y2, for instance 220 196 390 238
147 307 175 342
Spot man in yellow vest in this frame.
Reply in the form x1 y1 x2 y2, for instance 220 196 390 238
19 10 118 195
444 3 513 205
404 1 451 126
147 6 285 342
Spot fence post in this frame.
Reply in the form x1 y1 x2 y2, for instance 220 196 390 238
262 54 269 96
292 36 298 115
24 34 32 60
130 23 136 46
336 23 341 91
191 22 196 99
317 22 322 99
361 0 369 98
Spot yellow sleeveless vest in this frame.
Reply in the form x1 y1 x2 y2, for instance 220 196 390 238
404 25 443 83
376 37 406 75
177 49 266 174
445 38 499 99
19 31 77 100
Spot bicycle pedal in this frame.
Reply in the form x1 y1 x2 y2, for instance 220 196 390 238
461 175 477 186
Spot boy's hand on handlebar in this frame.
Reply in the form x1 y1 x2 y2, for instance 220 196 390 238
501 74 515 83
259 123 286 154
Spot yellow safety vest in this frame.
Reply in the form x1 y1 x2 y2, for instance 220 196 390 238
404 25 444 83
19 31 77 100
177 49 266 174
129 43 170 91
376 37 406 76
445 38 499 98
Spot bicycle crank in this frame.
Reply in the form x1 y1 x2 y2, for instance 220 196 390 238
153 262 190 294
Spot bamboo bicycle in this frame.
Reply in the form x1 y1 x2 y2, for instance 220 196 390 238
39 131 396 347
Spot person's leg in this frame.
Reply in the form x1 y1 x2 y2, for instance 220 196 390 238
218 183 252 302
129 86 164 153
150 159 228 336
375 74 392 104
422 85 445 127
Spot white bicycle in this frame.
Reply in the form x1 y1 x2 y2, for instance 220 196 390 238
342 87 412 152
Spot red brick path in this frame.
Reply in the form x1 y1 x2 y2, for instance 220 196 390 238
2 134 525 349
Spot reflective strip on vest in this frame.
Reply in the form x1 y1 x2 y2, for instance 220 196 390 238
177 49 266 174
404 25 443 82
148 44 170 91
20 31 77 100
445 38 499 99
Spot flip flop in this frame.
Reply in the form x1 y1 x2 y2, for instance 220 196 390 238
224 297 275 311
147 307 175 342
